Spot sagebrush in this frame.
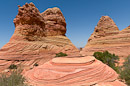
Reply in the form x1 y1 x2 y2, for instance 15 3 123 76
0 70 29 86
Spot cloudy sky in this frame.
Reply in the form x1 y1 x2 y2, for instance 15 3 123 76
0 0 130 48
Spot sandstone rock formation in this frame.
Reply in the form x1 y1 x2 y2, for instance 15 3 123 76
121 25 130 33
25 56 126 86
13 2 45 41
88 16 119 42
0 3 79 72
41 7 66 36
81 16 130 62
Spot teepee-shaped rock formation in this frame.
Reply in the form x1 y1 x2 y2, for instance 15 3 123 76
121 25 130 33
81 16 130 61
88 16 119 42
25 56 126 86
0 3 79 72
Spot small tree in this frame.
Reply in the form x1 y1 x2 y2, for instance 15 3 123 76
55 52 67 57
120 56 130 85
8 64 17 69
93 51 120 73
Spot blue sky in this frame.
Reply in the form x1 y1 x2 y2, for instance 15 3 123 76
0 0 130 48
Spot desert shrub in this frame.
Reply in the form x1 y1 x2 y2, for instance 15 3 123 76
55 52 68 57
120 56 130 85
8 64 17 69
0 70 29 86
93 51 120 73
34 63 39 66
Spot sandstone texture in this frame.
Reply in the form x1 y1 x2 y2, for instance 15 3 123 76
41 7 66 36
81 16 130 62
25 56 126 86
88 16 119 42
0 3 79 72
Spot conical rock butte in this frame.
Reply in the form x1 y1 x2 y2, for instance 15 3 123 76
0 3 79 72
81 16 130 64
88 16 119 42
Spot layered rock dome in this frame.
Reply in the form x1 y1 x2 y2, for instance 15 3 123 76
81 16 130 62
88 16 119 42
0 3 79 72
25 56 126 86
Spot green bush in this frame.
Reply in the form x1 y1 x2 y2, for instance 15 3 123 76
8 64 17 69
93 51 120 73
0 70 29 86
120 56 130 85
33 63 39 66
55 52 68 57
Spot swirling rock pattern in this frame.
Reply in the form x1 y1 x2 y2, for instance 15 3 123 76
0 3 79 72
25 56 126 86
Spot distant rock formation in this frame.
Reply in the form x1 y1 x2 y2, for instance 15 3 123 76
121 25 130 33
88 16 119 42
0 3 79 72
25 56 126 86
81 16 130 62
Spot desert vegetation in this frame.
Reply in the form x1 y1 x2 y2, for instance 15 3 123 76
93 51 130 85
93 51 120 73
120 56 130 86
0 70 29 86
8 64 17 69
33 63 39 66
55 52 68 57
